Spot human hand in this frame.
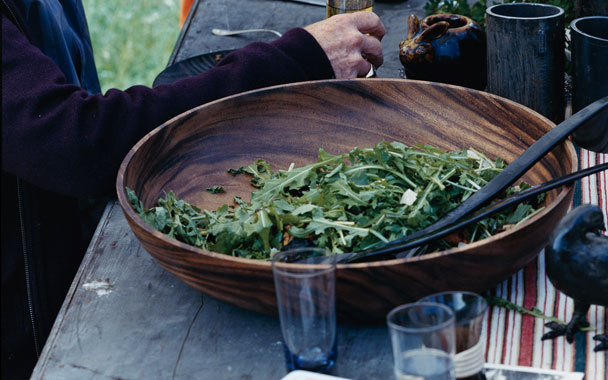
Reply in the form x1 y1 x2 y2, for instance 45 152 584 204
304 12 385 79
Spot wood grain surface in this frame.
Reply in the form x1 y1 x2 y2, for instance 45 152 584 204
116 79 576 321
31 202 394 379
169 0 428 78
486 3 566 123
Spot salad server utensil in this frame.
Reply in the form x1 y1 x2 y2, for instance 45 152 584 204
331 162 608 263
332 96 608 263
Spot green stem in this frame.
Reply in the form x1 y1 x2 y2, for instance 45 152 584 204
485 295 595 331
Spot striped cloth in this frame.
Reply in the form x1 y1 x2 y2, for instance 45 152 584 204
483 149 607 380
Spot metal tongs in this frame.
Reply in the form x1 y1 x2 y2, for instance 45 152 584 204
326 96 608 264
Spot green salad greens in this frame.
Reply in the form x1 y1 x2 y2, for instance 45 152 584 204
127 141 544 260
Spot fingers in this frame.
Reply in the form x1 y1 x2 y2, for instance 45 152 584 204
304 11 386 79
356 60 374 78
364 62 376 78
361 33 383 69
339 12 384 71
349 11 386 41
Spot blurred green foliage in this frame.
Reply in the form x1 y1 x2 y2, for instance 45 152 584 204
424 0 488 26
83 0 181 93
424 0 576 29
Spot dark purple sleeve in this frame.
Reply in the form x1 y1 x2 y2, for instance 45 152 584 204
1 15 334 197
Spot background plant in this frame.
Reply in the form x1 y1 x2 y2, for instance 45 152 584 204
83 0 181 93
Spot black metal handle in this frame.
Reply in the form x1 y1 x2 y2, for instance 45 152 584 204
334 96 608 264
336 162 608 263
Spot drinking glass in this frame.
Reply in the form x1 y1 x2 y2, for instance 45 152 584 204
387 302 456 380
326 0 374 18
272 248 337 373
418 292 488 380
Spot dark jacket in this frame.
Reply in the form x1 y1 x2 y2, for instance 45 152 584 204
1 0 334 377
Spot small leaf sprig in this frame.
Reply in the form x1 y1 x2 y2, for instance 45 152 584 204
486 295 567 325
485 295 595 331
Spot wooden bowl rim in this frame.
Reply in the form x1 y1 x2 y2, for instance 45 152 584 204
116 78 577 270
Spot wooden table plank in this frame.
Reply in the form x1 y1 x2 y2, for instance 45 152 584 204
168 0 428 78
31 201 394 379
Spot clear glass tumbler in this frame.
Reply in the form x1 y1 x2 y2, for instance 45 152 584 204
272 248 337 373
418 292 488 380
326 0 374 18
387 302 456 380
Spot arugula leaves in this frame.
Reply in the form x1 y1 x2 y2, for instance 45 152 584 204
127 141 543 260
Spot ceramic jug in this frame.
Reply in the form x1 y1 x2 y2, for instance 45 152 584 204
399 13 486 90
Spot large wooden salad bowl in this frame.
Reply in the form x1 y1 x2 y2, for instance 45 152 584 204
117 79 576 322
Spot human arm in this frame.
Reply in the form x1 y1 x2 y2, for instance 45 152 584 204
1 14 333 198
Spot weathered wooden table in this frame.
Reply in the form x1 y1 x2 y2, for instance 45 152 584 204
31 0 607 379
169 0 427 77
32 200 398 379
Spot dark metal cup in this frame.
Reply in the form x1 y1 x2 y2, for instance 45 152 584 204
570 16 608 153
486 3 565 123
